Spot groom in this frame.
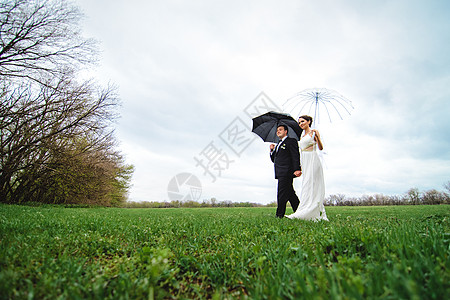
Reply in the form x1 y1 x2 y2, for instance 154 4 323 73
270 124 302 218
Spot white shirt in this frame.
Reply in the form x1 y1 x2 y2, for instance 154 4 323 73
273 135 288 153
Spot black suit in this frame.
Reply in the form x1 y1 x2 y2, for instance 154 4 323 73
270 137 301 217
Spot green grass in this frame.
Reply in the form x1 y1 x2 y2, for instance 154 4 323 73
0 204 449 299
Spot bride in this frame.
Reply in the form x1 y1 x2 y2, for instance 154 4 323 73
287 115 328 221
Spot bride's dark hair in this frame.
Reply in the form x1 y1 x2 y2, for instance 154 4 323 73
298 115 313 126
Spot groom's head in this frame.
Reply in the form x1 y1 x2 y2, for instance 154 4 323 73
276 124 288 139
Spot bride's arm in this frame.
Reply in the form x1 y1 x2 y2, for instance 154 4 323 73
313 129 323 150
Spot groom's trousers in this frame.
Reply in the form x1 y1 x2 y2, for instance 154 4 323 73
276 176 300 218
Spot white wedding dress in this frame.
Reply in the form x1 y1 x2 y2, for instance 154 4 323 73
287 132 328 221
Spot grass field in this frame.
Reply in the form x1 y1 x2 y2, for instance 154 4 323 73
0 204 449 299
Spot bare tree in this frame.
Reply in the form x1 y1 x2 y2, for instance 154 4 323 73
0 0 133 205
28 133 133 205
0 77 123 203
325 194 346 206
0 0 96 83
406 188 421 205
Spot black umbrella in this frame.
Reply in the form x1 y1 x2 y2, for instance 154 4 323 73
252 111 303 143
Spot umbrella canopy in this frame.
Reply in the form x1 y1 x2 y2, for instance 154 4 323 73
282 88 353 125
252 111 303 143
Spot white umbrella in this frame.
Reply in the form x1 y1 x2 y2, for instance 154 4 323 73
282 88 354 125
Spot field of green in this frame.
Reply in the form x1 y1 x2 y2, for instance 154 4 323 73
0 204 449 299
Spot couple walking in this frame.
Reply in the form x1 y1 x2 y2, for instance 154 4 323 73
270 115 328 221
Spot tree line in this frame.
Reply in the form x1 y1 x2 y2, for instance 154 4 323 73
0 0 133 206
123 199 265 209
324 185 449 206
122 183 449 208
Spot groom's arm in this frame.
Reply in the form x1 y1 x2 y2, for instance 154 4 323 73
289 139 301 172
270 144 276 162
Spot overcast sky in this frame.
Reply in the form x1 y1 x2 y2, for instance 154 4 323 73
75 0 450 203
